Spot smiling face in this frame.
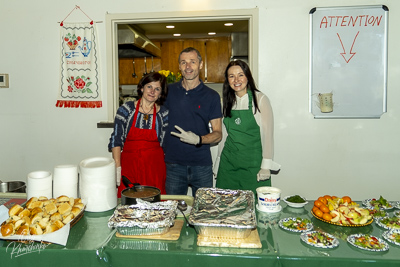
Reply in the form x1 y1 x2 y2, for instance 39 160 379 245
227 65 248 97
179 51 203 81
141 81 162 103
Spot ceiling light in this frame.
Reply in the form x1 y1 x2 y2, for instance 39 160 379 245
208 32 216 35
173 33 181 36
166 25 175 29
224 23 233 26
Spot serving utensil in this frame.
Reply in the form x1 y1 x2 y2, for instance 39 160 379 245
132 59 137 78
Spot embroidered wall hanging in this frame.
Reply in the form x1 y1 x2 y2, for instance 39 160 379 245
56 22 102 108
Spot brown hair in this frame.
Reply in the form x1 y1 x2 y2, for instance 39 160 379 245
137 72 168 105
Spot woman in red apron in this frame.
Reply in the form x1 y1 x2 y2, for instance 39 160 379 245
108 72 168 197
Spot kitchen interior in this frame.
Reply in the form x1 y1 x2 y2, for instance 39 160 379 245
117 19 249 106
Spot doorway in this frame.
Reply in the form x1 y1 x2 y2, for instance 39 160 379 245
105 9 259 121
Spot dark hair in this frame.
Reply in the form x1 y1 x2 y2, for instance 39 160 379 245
137 72 168 105
179 47 202 63
222 60 260 117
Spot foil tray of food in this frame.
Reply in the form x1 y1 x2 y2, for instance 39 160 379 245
108 199 178 236
188 188 256 239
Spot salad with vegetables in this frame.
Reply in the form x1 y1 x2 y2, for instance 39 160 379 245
378 216 400 229
385 231 400 244
305 231 335 247
369 196 392 209
353 235 386 250
281 217 311 231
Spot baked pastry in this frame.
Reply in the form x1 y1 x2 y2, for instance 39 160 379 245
16 224 29 235
1 223 15 237
50 212 62 222
71 207 81 217
29 224 43 235
45 223 59 234
57 195 70 203
19 208 31 218
9 204 23 216
1 195 84 237
53 220 65 229
25 197 38 209
62 213 74 224
43 203 57 215
58 202 72 215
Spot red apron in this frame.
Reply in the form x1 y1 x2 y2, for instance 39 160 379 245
117 99 166 197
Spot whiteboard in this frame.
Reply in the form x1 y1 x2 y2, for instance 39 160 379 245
309 5 388 118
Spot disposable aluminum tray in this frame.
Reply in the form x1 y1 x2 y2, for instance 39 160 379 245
108 199 177 236
188 188 256 239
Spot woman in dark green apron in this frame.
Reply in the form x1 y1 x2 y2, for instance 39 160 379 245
215 60 281 197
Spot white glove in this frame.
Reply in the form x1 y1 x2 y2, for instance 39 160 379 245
116 166 121 186
171 125 201 145
257 168 271 182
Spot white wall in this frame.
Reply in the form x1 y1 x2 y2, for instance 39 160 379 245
1 0 399 201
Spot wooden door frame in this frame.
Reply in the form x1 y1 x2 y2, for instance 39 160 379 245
105 9 259 121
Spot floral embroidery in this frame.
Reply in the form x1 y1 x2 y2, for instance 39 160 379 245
66 76 93 93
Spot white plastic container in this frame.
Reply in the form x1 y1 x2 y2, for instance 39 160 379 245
27 171 53 199
79 157 117 212
256 187 281 213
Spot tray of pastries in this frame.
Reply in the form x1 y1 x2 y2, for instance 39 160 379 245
1 195 85 237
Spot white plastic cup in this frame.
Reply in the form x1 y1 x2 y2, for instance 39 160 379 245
27 171 53 199
256 187 281 212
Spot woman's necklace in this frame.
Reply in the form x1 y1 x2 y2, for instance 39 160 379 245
140 102 153 121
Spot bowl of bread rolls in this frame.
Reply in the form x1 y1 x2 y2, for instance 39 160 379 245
1 195 85 237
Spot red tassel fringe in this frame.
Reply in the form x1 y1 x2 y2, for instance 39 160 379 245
56 100 102 108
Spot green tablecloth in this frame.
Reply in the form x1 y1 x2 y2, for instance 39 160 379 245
1 202 400 267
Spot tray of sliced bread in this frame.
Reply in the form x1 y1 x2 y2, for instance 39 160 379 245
1 195 85 237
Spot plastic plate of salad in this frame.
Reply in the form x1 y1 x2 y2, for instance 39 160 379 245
382 229 400 246
347 234 389 252
300 231 339 249
362 196 395 210
375 216 400 230
394 210 400 218
278 217 313 233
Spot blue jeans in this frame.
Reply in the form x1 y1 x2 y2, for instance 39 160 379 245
165 163 213 197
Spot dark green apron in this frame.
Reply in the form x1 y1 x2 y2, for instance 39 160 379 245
216 91 271 197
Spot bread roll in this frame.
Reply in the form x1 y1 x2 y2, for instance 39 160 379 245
50 212 62 222
16 224 29 235
1 223 15 237
29 224 43 235
38 196 48 201
30 207 43 217
45 223 59 234
71 207 81 217
14 219 25 230
57 195 70 203
69 197 75 206
74 203 85 210
29 201 44 209
54 220 64 229
9 204 23 216
58 202 72 215
44 203 57 215
74 198 82 204
19 208 31 218
31 212 44 225
22 216 31 225
26 197 38 209
38 217 50 230
62 213 74 224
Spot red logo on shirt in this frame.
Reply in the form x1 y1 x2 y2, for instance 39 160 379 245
198 105 201 109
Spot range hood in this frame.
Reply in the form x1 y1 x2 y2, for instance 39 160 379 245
231 32 248 61
118 24 161 58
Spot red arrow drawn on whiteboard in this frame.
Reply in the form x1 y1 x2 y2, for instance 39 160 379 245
337 31 359 63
